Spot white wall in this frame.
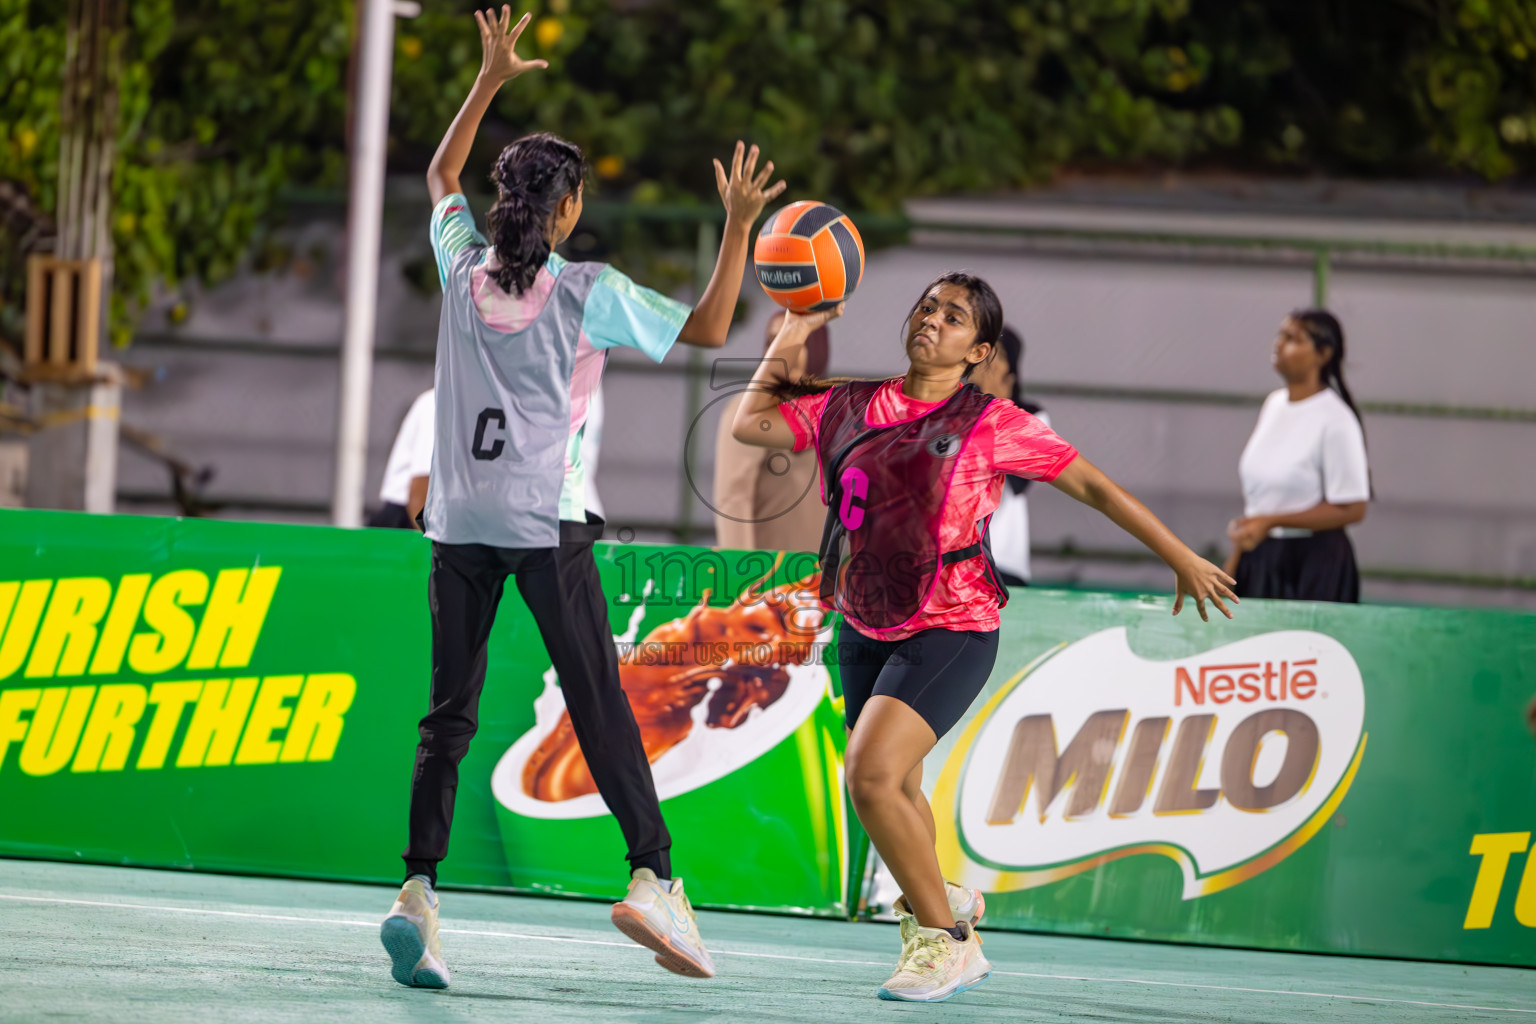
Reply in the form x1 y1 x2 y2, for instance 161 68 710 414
112 192 1536 607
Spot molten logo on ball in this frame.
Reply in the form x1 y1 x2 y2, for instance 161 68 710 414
753 200 864 313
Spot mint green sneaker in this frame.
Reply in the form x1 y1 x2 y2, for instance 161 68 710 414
380 878 449 989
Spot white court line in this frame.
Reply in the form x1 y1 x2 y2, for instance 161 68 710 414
2 892 1532 1016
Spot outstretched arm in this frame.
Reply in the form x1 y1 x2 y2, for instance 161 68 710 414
427 6 548 204
1051 456 1238 621
676 143 787 348
731 306 843 448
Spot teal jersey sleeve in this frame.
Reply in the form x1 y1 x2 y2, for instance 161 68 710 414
582 265 691 363
430 193 488 287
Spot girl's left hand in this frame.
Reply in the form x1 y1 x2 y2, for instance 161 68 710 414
476 7 549 84
1226 516 1270 553
714 141 787 225
1172 555 1238 622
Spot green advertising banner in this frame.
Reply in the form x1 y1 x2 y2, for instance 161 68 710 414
0 510 848 916
923 590 1536 968
2 509 1535 967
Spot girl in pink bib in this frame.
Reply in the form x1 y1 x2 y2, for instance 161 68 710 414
732 271 1238 1003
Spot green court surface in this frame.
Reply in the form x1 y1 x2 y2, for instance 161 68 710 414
1 859 1530 1023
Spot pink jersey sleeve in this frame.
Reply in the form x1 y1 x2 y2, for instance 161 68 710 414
986 401 1078 482
779 390 833 453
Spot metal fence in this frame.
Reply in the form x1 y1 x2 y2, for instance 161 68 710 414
124 201 1536 593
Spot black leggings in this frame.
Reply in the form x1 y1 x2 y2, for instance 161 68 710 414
837 622 999 739
402 514 670 885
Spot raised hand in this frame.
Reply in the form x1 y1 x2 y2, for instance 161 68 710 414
1172 555 1239 622
475 6 548 85
780 303 845 335
713 142 787 226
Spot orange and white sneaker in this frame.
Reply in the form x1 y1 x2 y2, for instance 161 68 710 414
380 878 449 989
893 881 986 928
877 918 991 1002
610 868 716 978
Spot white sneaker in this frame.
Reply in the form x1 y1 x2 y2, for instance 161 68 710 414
947 881 986 927
893 881 986 928
877 918 991 1002
610 868 716 978
380 878 449 989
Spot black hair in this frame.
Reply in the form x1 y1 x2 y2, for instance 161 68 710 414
997 325 1025 407
486 132 587 296
904 271 1004 382
768 271 1006 401
1290 309 1364 435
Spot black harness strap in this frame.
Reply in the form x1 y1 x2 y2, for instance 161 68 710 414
940 542 983 566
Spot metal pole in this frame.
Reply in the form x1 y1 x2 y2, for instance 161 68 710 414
675 220 716 543
1313 247 1331 308
331 0 400 527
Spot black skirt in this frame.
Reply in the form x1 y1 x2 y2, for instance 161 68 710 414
1234 529 1360 604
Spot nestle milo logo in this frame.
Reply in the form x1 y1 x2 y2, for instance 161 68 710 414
939 628 1366 899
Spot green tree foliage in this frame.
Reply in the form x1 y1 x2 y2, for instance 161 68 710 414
0 0 352 345
491 0 1244 209
1178 0 1536 178
2 0 1533 346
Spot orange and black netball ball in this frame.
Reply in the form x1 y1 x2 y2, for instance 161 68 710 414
753 201 864 313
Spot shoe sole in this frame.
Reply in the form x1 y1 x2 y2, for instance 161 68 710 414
380 917 448 989
877 968 992 1003
610 903 714 979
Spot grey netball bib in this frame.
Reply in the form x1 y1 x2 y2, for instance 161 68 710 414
424 247 602 548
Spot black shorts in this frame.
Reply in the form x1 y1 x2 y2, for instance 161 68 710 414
837 621 999 739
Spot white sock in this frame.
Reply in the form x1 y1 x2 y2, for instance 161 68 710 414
408 873 438 908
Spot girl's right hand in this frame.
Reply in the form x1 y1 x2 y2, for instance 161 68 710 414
476 7 549 84
1172 554 1238 622
766 304 844 354
779 303 845 336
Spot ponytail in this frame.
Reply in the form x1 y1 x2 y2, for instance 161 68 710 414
998 325 1025 407
486 133 587 296
1293 308 1372 498
767 375 858 401
1291 309 1364 438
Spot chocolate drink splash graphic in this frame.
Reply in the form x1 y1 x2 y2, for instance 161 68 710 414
522 568 825 802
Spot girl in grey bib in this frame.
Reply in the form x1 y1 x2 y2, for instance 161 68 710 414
380 7 786 989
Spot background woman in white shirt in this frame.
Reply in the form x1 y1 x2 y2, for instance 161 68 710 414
1227 310 1370 603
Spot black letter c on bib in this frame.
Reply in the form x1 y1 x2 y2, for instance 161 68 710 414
472 408 507 461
